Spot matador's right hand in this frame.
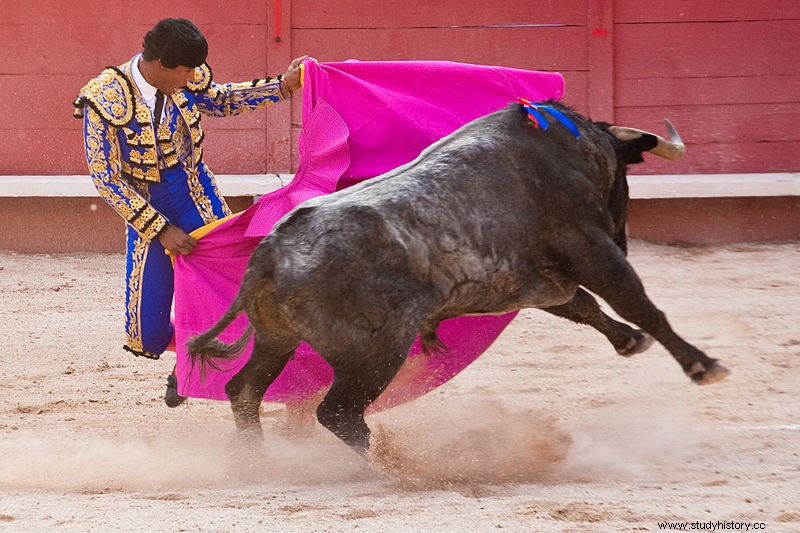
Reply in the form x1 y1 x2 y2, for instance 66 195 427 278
159 225 198 256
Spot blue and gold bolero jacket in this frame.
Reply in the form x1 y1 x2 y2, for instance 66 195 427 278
73 56 288 240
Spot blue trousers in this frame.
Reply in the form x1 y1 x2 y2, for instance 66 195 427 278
123 162 230 358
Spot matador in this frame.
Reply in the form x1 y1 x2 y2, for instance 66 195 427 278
72 18 305 405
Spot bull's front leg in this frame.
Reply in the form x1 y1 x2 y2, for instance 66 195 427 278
564 232 729 385
542 288 654 356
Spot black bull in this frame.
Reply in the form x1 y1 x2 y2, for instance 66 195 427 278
188 101 730 454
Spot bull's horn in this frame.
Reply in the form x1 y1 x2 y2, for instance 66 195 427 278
609 120 685 160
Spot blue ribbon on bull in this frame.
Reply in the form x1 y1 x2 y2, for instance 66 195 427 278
517 97 580 139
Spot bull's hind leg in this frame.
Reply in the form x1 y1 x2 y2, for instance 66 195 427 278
225 333 299 441
565 233 729 384
315 337 412 455
543 288 654 356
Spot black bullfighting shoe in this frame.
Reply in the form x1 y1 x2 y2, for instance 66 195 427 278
164 370 187 408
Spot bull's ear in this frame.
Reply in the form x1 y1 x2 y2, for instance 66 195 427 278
617 133 658 164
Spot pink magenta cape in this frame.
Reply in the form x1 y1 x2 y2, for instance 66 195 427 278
173 60 565 410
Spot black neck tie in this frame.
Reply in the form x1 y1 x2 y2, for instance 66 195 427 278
153 90 165 128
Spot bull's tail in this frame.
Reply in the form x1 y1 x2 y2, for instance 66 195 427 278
186 296 255 376
420 318 447 354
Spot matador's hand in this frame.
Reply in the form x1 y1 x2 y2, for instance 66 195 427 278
159 225 198 256
281 55 313 94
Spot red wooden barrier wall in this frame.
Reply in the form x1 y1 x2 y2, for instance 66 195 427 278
3 0 797 176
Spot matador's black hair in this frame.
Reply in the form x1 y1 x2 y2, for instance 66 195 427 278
142 18 208 68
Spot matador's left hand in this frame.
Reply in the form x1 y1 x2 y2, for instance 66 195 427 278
281 55 314 94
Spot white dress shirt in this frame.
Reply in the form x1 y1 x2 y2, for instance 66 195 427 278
130 53 162 123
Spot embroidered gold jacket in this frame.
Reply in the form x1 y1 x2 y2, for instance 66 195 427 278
73 56 287 240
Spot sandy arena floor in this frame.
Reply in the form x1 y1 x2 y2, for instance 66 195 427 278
0 241 798 532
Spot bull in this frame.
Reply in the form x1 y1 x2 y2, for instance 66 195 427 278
188 100 730 455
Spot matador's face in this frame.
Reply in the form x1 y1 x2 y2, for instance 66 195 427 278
157 61 197 94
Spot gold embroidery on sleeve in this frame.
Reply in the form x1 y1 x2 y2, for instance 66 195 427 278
85 108 168 238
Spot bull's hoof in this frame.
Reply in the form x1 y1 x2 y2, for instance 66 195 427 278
689 361 731 385
616 331 655 357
